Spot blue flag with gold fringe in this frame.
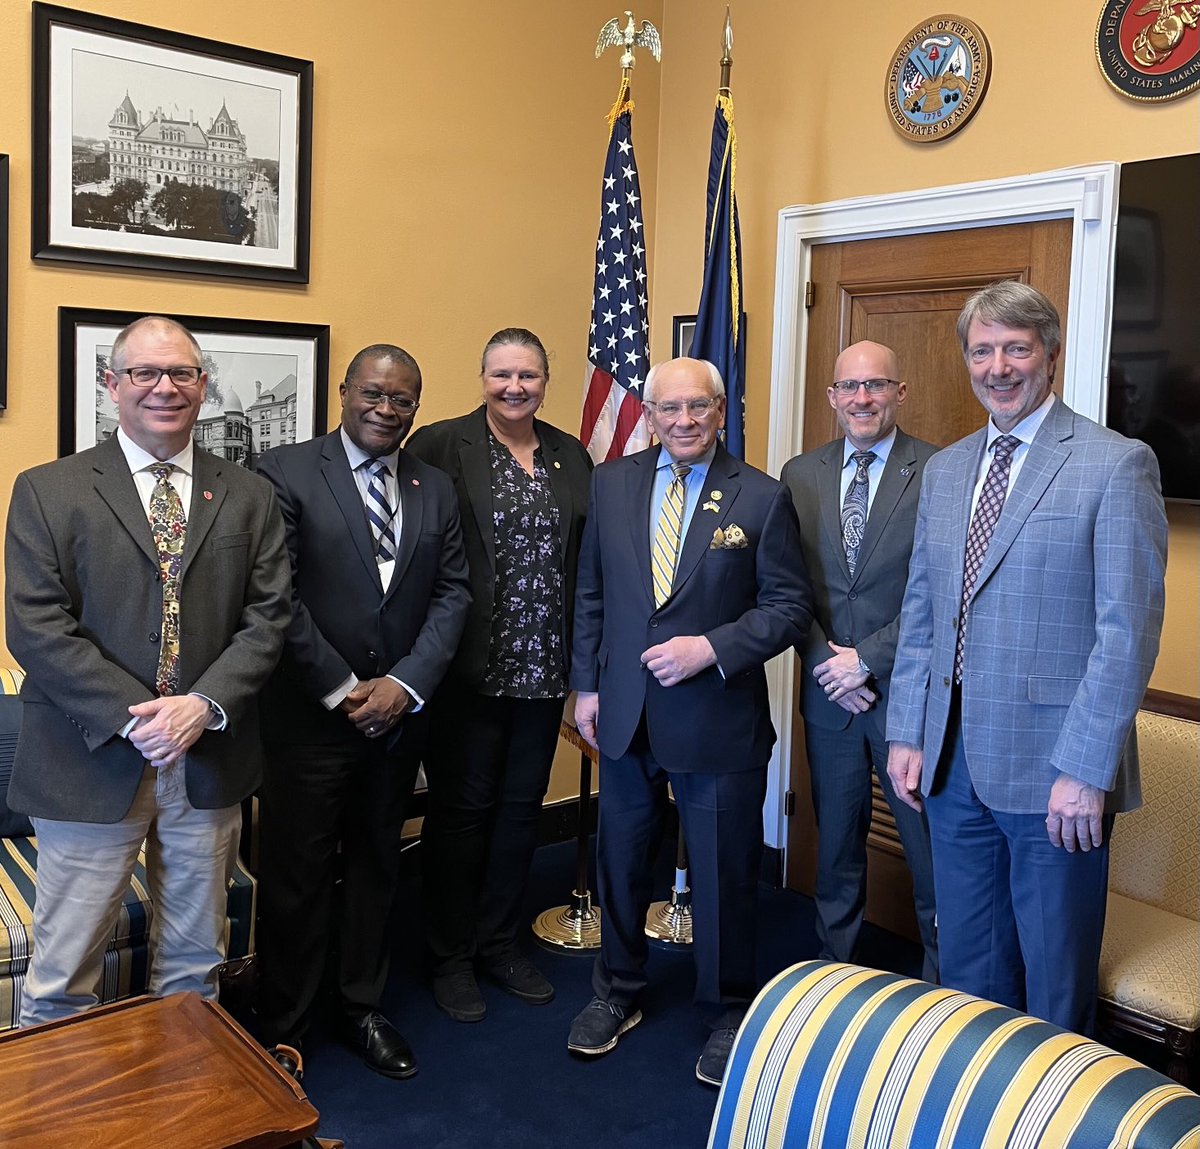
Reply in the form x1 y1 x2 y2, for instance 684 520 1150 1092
689 92 745 459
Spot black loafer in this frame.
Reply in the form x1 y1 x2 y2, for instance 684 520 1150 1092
343 1011 418 1079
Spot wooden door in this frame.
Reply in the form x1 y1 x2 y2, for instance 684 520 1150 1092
786 219 1073 942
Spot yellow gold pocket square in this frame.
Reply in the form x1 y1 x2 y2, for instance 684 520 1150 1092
710 524 749 550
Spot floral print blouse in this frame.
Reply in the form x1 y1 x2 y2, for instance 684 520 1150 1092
480 432 567 699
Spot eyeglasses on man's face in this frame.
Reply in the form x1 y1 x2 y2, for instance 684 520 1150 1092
830 378 899 396
119 366 203 388
644 397 722 421
345 383 420 413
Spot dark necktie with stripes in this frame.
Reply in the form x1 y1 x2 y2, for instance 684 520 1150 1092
364 459 396 563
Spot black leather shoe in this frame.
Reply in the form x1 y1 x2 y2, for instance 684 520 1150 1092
342 1012 418 1079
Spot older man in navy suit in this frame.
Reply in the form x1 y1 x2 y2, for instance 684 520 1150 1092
887 281 1167 1035
567 357 812 1086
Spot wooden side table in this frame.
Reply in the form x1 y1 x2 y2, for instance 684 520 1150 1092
0 992 319 1148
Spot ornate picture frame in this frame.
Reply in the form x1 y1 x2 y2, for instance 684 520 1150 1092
58 307 330 461
33 4 313 282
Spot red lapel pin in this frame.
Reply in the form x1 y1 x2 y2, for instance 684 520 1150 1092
203 490 213 500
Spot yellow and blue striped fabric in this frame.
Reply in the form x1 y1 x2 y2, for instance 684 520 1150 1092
709 961 1200 1149
0 837 256 1032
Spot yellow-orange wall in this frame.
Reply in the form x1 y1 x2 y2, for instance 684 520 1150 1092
0 0 1194 773
0 0 661 646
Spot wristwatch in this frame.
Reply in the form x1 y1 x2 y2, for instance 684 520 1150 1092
857 656 871 678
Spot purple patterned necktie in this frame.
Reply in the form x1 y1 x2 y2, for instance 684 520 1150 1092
840 450 876 577
148 463 186 696
955 434 1020 683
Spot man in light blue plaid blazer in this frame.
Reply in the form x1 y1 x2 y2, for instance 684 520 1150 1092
885 280 1167 1036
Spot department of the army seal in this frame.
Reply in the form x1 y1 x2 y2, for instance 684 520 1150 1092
1096 0 1200 102
885 15 991 141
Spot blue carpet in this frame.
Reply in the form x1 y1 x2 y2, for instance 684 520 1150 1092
294 837 924 1147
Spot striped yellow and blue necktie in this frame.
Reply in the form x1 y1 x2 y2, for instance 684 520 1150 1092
651 462 692 607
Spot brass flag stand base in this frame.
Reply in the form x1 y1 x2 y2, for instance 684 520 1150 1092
645 832 693 948
534 721 602 952
532 890 602 951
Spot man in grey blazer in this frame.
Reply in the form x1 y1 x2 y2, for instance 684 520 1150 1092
781 340 938 982
4 315 291 1026
887 282 1167 1035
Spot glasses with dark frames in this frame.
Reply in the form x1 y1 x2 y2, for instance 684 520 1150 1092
345 382 420 413
119 366 203 388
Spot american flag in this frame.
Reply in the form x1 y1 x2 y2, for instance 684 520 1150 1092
579 80 652 463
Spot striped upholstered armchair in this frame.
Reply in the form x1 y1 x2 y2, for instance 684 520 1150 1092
710 961 1200 1149
0 667 257 1031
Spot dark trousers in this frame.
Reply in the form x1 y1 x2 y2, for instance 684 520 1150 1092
256 730 421 1046
804 715 938 982
592 720 766 1024
421 686 563 975
926 692 1111 1035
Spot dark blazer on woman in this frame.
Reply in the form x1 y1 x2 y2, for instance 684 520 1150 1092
406 405 592 689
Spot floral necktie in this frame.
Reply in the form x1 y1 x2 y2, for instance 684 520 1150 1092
148 463 186 695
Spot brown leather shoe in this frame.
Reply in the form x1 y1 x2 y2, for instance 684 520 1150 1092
269 1043 303 1080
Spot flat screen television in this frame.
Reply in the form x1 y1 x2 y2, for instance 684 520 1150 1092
1106 152 1199 504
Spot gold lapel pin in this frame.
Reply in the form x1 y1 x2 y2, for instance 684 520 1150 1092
554 460 562 469
710 490 722 501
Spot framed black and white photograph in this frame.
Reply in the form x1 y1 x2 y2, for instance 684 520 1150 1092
0 155 9 411
672 314 697 360
59 307 329 460
33 4 313 282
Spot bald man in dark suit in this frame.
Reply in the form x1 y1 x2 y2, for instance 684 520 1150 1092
781 340 938 982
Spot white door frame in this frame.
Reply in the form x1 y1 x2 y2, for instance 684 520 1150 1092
760 163 1121 852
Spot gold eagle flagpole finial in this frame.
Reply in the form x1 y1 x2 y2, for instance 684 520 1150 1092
596 10 662 79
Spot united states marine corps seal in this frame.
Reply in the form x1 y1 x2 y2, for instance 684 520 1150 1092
885 15 991 141
1096 0 1200 101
